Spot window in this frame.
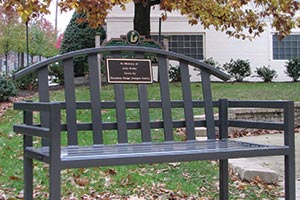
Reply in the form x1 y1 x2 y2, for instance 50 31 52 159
152 34 204 60
273 34 300 60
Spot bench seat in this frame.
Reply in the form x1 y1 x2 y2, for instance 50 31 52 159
25 139 289 169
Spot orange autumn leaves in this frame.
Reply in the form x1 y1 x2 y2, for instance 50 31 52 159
3 0 300 39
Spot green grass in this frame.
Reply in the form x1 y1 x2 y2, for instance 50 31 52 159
211 82 300 101
0 82 298 199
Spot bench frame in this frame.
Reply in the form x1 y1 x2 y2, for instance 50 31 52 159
13 46 295 199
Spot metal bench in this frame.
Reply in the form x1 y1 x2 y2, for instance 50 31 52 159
13 46 295 199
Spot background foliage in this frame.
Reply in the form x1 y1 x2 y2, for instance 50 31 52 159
255 66 277 82
0 75 17 102
60 12 106 77
0 4 58 75
4 0 300 40
285 58 300 82
223 59 252 82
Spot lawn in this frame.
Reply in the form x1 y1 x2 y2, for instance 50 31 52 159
0 82 298 199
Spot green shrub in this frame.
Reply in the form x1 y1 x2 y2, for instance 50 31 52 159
49 62 64 85
203 57 220 68
255 66 277 82
285 58 300 82
195 57 220 76
0 76 17 102
222 59 251 82
13 67 38 90
169 65 181 82
60 12 106 77
73 56 89 77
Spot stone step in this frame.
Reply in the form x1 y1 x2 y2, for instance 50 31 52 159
195 137 279 184
195 127 207 137
229 158 279 184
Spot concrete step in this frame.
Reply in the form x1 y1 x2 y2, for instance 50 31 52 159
195 137 279 184
229 158 279 184
195 127 207 137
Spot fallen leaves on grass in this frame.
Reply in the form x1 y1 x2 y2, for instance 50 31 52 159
0 102 11 118
105 168 117 176
9 175 21 181
229 168 284 199
228 129 282 138
175 128 187 141
0 167 282 200
0 90 36 118
75 177 90 187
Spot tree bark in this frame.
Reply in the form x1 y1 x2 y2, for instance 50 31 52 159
134 0 161 38
19 52 24 69
5 53 8 76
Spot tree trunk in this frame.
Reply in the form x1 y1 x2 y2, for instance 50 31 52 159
5 53 8 76
19 52 24 69
134 2 151 38
134 0 161 38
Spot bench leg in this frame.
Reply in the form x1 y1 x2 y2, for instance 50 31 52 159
49 165 61 200
284 155 295 200
219 159 229 200
24 157 33 200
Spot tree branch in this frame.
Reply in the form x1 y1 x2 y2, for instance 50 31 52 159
149 0 161 6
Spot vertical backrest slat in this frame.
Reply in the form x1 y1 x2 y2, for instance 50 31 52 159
284 101 294 147
63 58 78 145
180 61 195 140
158 56 173 141
138 84 151 142
38 67 50 146
24 105 33 149
218 99 228 139
134 52 151 142
110 51 128 143
114 84 128 143
201 70 216 139
88 54 103 144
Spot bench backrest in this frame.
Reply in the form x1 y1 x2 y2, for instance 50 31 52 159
15 46 230 145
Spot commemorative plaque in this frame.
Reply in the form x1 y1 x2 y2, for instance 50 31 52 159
106 58 153 84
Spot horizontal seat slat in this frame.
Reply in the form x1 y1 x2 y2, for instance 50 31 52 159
25 140 289 168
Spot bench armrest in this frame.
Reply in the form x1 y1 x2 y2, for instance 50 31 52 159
14 124 50 138
13 101 61 139
223 100 294 148
14 101 61 112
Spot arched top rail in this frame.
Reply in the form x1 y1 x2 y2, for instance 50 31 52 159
14 46 230 81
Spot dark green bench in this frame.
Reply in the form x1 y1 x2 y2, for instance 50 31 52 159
13 46 295 199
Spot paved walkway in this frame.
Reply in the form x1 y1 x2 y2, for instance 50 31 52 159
232 133 300 199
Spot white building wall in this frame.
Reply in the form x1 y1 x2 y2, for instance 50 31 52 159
107 3 295 82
